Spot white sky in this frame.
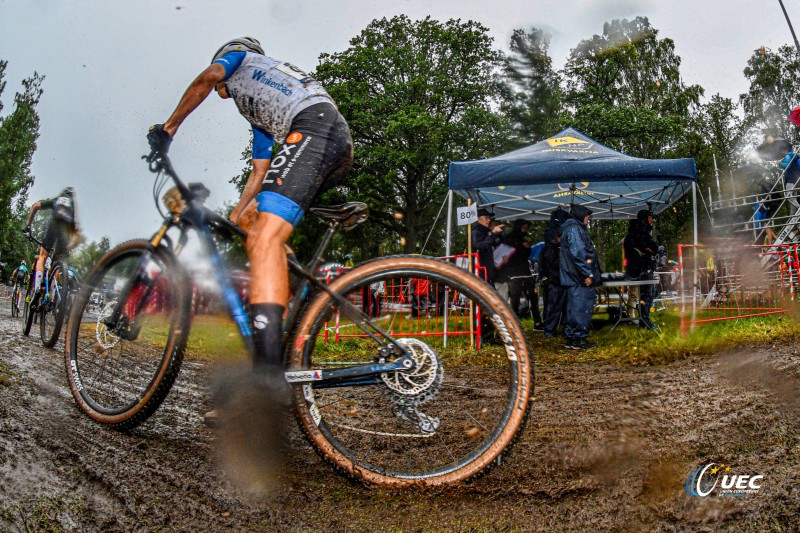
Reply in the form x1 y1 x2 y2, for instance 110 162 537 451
0 0 796 243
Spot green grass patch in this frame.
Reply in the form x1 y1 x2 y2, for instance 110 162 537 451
525 310 800 366
184 314 248 362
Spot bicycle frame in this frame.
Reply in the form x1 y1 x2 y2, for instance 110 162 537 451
136 153 415 387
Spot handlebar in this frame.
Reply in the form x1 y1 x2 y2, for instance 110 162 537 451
144 148 247 240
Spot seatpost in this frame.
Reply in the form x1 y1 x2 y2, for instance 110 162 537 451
306 222 341 274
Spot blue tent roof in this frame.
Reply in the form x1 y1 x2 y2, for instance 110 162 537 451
448 127 697 220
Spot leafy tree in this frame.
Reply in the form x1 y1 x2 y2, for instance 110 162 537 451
313 15 510 255
501 27 564 144
69 237 110 276
740 44 800 141
0 60 44 273
563 17 703 158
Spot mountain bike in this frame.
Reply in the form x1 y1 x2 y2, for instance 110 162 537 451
22 232 77 348
10 276 26 318
63 151 533 487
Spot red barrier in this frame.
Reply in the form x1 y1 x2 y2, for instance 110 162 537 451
678 242 798 333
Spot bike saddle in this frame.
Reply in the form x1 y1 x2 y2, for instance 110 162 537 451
310 202 369 229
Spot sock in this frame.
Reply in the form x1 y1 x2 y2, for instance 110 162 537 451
33 271 43 293
251 303 286 369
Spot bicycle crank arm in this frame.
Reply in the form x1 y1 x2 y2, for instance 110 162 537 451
284 355 415 385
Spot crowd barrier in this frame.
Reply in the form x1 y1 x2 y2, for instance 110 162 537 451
677 241 798 333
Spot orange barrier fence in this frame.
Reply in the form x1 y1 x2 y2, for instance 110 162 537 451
678 241 798 333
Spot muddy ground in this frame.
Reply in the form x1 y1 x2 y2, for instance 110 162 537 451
0 304 798 532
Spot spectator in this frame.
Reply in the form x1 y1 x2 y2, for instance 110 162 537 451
623 209 659 330
560 204 601 350
501 219 543 328
472 208 504 285
541 208 568 338
407 278 430 319
472 208 504 346
779 150 800 218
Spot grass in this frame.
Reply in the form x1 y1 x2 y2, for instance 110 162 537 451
524 310 800 366
167 307 800 369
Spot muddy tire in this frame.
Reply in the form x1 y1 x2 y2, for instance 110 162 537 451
289 255 533 487
64 240 191 430
40 262 66 348
22 290 38 336
11 285 20 318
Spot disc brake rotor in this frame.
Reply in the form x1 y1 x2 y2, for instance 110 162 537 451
96 301 121 350
380 337 443 406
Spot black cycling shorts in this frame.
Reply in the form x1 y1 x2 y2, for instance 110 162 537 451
257 102 353 225
42 218 72 261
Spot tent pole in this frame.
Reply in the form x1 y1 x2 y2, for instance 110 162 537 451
444 191 453 347
692 181 699 329
467 199 475 348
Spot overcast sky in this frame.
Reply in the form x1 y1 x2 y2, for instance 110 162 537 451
0 0 796 244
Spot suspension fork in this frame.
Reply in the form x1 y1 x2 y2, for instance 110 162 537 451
104 224 171 330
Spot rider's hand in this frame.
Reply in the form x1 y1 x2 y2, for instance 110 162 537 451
22 226 31 237
147 124 173 156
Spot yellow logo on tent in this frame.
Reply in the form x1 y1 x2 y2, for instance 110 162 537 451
556 182 590 191
546 136 593 150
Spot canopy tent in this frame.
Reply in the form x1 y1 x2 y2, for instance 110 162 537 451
448 128 697 220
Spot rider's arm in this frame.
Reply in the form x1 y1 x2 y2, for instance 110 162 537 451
230 126 274 225
162 63 227 138
231 158 270 225
26 200 43 226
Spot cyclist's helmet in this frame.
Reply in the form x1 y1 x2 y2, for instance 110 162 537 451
61 186 75 196
211 37 264 63
20 260 26 266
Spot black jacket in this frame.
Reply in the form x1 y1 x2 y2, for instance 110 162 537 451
624 218 659 278
500 220 532 279
472 222 502 283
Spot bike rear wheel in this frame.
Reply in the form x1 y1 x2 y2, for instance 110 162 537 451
40 262 66 348
11 285 20 318
64 240 192 430
289 255 533 487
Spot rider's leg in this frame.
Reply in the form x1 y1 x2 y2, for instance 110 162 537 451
33 248 47 293
246 212 294 369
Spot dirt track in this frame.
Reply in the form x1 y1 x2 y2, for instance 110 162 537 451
0 303 798 532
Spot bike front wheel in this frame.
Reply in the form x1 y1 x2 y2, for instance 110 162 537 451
64 240 192 430
40 262 66 348
22 290 38 336
289 255 533 487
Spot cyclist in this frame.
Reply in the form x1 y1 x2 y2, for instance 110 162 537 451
148 37 353 382
24 187 81 297
10 260 29 310
11 260 29 286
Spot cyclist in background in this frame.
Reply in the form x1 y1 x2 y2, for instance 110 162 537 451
11 260 29 286
24 187 81 296
148 37 353 383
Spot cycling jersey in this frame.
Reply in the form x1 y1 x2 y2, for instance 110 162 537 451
214 51 334 143
13 265 28 282
41 192 77 225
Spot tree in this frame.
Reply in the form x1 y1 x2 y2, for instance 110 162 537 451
563 17 703 158
313 15 510 255
740 44 800 141
69 237 111 276
0 60 45 273
501 27 564 144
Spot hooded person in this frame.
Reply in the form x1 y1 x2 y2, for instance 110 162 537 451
623 209 659 329
540 208 569 337
500 219 543 326
559 204 602 349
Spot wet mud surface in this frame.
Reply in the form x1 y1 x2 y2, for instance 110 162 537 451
0 304 798 531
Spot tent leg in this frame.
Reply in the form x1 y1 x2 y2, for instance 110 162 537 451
444 191 453 347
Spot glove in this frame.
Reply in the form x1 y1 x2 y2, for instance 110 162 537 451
22 226 31 237
147 124 173 155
